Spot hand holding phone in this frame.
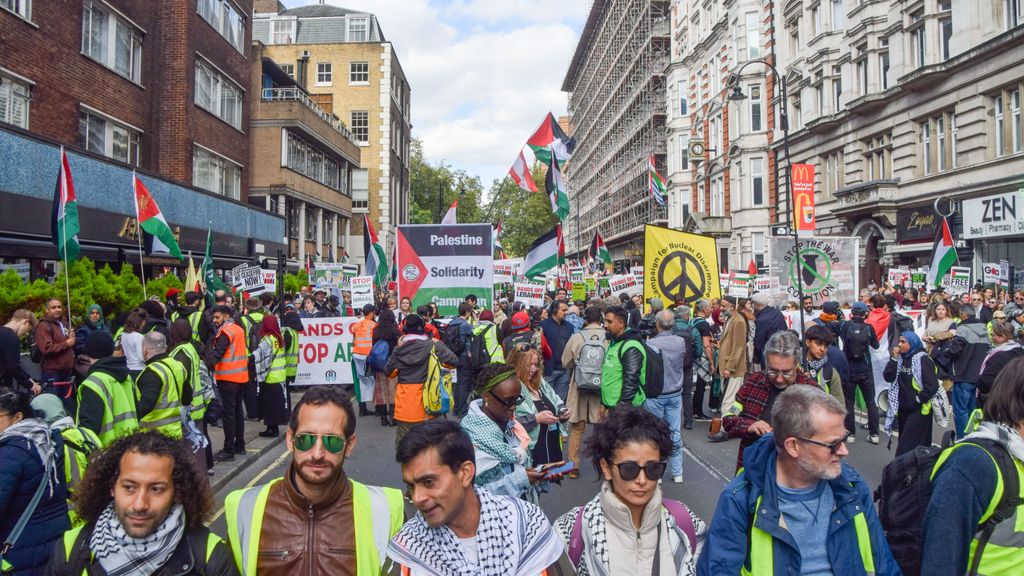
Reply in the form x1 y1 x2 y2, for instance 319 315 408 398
536 461 575 481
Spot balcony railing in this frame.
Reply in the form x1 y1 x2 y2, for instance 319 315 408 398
262 87 358 146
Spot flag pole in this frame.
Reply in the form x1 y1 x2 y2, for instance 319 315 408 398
133 170 148 299
58 146 73 328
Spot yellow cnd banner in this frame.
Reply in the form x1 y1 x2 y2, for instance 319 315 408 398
643 224 722 306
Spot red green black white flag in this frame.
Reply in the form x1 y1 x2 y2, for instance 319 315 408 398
926 216 957 288
51 147 80 263
649 155 667 207
134 172 183 260
527 112 575 165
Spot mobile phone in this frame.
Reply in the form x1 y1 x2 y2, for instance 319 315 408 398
542 461 576 480
534 461 565 473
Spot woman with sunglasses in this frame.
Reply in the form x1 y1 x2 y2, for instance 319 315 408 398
554 406 705 575
508 345 570 483
883 331 941 456
460 362 552 502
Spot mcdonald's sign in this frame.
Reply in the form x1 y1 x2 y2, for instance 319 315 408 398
791 163 816 237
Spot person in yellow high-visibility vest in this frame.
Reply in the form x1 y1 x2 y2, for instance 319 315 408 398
224 386 404 576
75 331 138 448
252 315 288 438
135 332 189 440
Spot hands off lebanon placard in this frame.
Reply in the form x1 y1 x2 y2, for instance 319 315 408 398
514 282 546 308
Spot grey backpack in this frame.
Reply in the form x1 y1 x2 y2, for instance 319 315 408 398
574 332 607 393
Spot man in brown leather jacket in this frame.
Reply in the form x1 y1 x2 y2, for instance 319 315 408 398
224 386 405 575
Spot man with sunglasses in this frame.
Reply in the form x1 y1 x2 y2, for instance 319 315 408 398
224 386 404 575
721 331 819 472
698 385 899 576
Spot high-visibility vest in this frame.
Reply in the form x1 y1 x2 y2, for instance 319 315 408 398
263 335 287 385
112 326 124 348
241 311 266 350
351 318 376 355
171 342 206 422
472 322 501 363
215 323 249 383
188 311 204 344
911 376 933 416
137 357 186 439
60 426 101 492
76 371 138 448
224 478 404 576
60 524 224 570
282 327 299 378
741 494 877 575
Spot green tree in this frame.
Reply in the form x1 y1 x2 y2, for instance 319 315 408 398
410 138 484 225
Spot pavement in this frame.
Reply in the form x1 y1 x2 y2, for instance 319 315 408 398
206 393 949 535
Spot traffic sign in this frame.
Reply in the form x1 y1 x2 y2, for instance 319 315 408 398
771 226 795 237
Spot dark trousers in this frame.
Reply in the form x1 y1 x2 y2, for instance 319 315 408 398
844 370 879 436
217 380 246 453
896 406 933 457
693 376 710 417
244 368 259 419
454 367 473 417
681 366 695 423
258 381 287 428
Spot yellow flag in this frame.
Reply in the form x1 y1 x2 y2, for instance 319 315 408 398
184 253 199 293
643 224 721 306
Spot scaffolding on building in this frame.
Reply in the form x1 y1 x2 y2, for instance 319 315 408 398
562 0 671 259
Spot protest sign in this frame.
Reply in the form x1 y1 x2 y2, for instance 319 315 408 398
948 266 971 292
728 273 751 298
571 283 586 302
983 263 1000 285
294 317 357 386
887 268 910 288
310 263 358 290
262 269 277 293
610 273 642 296
569 266 585 282
493 259 523 283
349 276 374 310
514 282 545 308
644 225 721 305
396 224 493 316
233 265 265 295
768 237 859 306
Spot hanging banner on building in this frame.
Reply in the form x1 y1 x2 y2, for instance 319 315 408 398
792 163 816 237
349 276 374 310
294 317 357 386
311 263 358 290
514 281 546 308
643 224 721 305
610 273 642 296
768 237 859 306
493 259 523 283
396 224 493 317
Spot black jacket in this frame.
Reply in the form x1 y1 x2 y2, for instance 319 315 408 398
612 328 645 406
977 347 1024 405
46 524 238 576
78 356 131 438
753 306 788 365
949 318 990 383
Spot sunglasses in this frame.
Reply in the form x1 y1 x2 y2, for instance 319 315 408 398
490 392 525 410
292 433 347 454
611 460 667 481
796 432 851 454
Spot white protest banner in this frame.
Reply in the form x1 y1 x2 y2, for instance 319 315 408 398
630 266 644 280
949 266 971 292
262 269 277 293
235 265 265 295
310 263 358 290
728 272 751 298
229 264 246 288
493 259 522 283
349 276 374 310
983 263 1001 285
609 273 642 296
768 237 859 306
1000 259 1010 288
514 282 546 308
294 318 357 386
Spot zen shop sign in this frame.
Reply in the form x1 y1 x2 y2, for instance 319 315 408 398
963 192 1024 239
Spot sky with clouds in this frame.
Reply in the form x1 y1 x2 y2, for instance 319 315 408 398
282 0 587 188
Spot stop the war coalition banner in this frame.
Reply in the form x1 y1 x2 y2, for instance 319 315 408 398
768 237 859 306
397 224 493 317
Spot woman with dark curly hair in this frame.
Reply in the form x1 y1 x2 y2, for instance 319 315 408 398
553 407 706 576
46 430 237 575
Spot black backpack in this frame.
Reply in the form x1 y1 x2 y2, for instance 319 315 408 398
874 437 1020 576
620 341 664 399
843 321 872 361
468 324 495 370
442 321 467 356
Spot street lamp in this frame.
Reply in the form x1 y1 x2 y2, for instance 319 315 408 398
727 59 805 334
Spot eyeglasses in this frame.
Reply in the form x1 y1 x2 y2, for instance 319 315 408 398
971 298 982 302
490 392 526 410
292 433 347 454
611 460 667 481
765 367 799 379
795 432 851 454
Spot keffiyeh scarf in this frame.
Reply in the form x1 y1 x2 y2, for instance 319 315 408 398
90 502 185 576
0 418 60 495
386 488 565 575
884 352 924 434
980 340 1022 374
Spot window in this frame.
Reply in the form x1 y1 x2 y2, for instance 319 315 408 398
922 122 932 174
751 158 764 206
678 80 688 115
820 150 844 197
279 63 294 78
81 1 143 83
349 62 368 84
351 110 368 143
937 116 946 171
680 135 690 168
749 85 762 132
951 113 959 168
287 200 299 239
878 40 890 90
814 71 824 115
195 59 243 130
746 12 761 59
863 133 892 180
0 74 30 128
752 232 765 269
940 3 953 60
832 65 842 111
811 5 820 36
710 176 724 217
831 0 845 29
316 63 332 86
1007 0 1020 30
305 209 317 242
348 17 368 42
910 10 926 68
1 0 30 19
854 43 868 94
78 109 140 165
352 169 369 210
197 0 245 52
995 94 1006 157
192 146 241 200
920 112 957 173
1013 89 1022 153
285 131 346 192
271 18 294 44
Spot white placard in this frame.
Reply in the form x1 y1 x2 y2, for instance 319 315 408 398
609 273 642 296
262 269 277 293
514 282 546 308
349 276 374 310
983 263 1001 285
493 259 523 283
235 265 265 294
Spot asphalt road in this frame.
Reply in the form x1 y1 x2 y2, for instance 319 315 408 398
208 400 935 536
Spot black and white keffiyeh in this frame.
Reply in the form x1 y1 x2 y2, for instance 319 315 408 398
386 487 564 575
90 502 185 576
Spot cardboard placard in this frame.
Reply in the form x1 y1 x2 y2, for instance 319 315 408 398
349 276 374 310
514 282 546 308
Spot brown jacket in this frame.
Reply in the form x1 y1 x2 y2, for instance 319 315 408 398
255 468 398 576
35 318 74 373
717 313 748 377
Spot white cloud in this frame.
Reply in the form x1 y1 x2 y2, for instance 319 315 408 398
290 0 586 187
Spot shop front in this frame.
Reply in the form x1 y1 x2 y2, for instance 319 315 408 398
963 191 1024 290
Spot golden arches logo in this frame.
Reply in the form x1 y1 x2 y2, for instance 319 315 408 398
792 164 814 182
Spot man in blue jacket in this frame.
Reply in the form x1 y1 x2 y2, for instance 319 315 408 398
751 292 788 369
697 385 899 576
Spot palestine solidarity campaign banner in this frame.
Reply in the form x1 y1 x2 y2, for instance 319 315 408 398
397 224 493 316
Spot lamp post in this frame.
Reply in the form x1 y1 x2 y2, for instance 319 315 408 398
727 59 805 334
437 176 450 224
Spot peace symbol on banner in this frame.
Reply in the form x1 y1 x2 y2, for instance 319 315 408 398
658 250 707 304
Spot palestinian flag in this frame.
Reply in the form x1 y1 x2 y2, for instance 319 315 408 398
133 173 182 260
926 216 957 289
527 112 575 165
200 227 229 295
441 199 458 224
509 150 538 192
51 147 80 262
589 231 611 266
545 148 570 220
649 155 667 207
494 221 507 260
363 214 389 288
523 225 562 280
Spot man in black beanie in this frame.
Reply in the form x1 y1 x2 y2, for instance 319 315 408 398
76 331 137 447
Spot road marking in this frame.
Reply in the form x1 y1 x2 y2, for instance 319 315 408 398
683 445 731 485
207 449 292 525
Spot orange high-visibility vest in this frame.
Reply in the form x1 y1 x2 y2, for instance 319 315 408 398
214 323 249 383
350 318 376 356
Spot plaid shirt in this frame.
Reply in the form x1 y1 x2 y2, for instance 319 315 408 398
722 369 818 471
